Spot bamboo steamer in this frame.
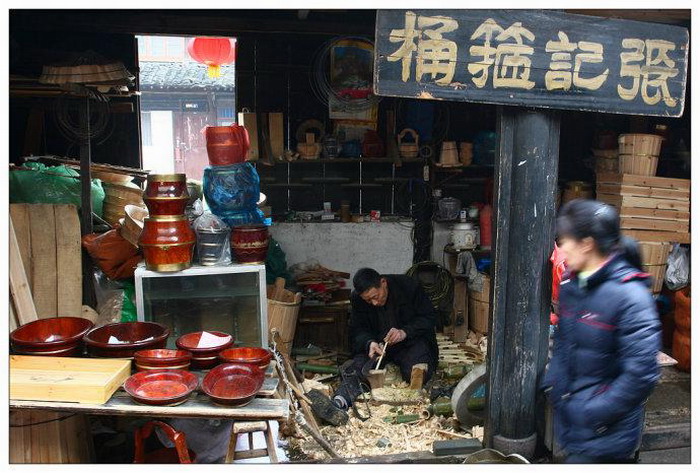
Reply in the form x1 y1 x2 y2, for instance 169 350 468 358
618 133 663 157
10 410 93 463
103 181 144 201
619 153 658 176
266 278 302 358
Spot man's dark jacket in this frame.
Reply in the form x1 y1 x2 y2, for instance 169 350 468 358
348 274 438 363
542 254 660 459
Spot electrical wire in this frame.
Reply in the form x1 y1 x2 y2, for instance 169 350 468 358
309 36 383 111
405 261 454 324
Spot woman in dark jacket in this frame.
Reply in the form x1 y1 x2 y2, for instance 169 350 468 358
542 199 661 463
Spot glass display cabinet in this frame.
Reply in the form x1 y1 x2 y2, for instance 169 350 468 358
134 263 268 348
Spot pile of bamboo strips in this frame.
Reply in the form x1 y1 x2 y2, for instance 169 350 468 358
292 262 350 303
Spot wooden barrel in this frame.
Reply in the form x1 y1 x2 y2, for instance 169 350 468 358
267 278 302 358
230 224 270 264
619 153 658 176
468 274 490 334
139 216 196 272
639 242 672 294
562 181 593 203
10 410 93 463
618 133 663 156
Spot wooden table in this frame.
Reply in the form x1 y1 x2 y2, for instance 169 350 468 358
10 377 289 463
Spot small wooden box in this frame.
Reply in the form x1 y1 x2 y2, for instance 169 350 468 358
10 355 131 405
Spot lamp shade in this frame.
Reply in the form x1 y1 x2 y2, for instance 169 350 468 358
187 37 236 78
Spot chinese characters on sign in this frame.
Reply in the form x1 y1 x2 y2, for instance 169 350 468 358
376 10 688 116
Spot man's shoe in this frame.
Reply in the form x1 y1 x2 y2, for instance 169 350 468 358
306 389 349 426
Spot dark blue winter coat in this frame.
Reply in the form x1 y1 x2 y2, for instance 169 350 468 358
542 254 661 459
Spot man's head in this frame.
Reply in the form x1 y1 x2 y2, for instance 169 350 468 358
353 268 389 307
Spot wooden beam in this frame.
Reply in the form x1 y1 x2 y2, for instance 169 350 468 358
9 218 39 326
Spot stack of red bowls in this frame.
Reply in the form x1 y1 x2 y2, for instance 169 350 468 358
139 173 196 272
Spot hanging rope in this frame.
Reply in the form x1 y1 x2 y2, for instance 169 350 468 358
405 261 454 326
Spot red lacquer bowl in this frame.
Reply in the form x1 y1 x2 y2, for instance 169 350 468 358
145 173 188 198
202 363 264 406
218 347 272 371
176 331 234 370
124 369 198 406
84 322 170 358
134 349 193 371
10 317 94 356
142 196 190 217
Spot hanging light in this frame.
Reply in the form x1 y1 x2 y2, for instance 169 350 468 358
187 37 236 78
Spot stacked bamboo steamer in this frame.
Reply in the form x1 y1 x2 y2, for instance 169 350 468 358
618 133 664 176
102 181 145 226
617 133 668 294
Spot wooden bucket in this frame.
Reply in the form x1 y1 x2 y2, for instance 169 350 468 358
398 128 419 158
642 263 667 294
619 154 658 176
562 181 593 203
618 133 663 157
267 278 302 358
468 274 490 334
10 410 93 463
593 148 618 175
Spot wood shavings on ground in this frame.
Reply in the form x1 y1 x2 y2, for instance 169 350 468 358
471 425 484 442
370 386 422 404
467 330 488 354
290 402 477 460
301 378 331 397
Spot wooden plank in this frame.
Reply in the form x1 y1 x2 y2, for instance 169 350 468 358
9 218 39 326
238 112 259 161
622 229 691 244
29 205 58 318
375 10 689 117
10 297 19 332
268 112 285 161
619 206 690 222
10 355 132 405
10 204 33 289
10 395 290 420
596 184 689 201
596 173 690 190
597 193 690 212
620 217 688 232
53 205 83 317
452 279 468 343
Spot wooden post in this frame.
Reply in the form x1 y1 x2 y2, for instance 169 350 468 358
484 107 559 458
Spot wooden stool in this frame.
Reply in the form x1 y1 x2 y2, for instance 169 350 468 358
134 420 196 464
225 420 278 463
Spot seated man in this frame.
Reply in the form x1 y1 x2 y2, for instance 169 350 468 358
308 267 439 425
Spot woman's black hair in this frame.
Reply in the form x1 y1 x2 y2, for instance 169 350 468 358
556 199 643 270
353 268 382 294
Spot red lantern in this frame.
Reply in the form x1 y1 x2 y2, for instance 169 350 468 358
187 37 236 78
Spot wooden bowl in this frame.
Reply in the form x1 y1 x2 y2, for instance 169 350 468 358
201 363 264 406
176 331 234 370
218 347 272 370
10 317 94 356
84 322 169 358
134 349 193 371
124 369 198 406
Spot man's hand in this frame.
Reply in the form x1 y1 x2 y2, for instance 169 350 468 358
368 341 385 359
384 328 407 346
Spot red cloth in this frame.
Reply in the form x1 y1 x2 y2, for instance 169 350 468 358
550 243 567 325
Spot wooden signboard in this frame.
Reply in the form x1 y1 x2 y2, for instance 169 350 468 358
374 10 688 117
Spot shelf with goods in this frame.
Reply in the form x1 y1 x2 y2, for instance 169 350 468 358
256 157 426 215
